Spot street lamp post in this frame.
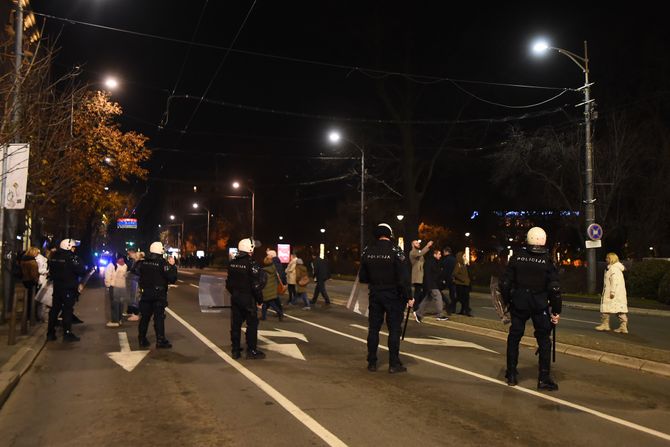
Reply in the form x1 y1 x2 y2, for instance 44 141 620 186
232 181 255 241
192 203 210 253
533 39 597 294
168 215 184 256
328 131 365 253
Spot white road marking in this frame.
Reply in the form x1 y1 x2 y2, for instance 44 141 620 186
166 308 347 447
179 270 196 276
245 328 308 361
285 313 670 442
106 332 150 372
168 284 178 288
178 279 185 283
349 324 497 353
481 306 598 325
190 284 200 289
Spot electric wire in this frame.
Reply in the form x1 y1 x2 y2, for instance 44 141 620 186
180 0 257 134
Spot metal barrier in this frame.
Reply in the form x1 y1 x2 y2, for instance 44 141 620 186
197 275 231 312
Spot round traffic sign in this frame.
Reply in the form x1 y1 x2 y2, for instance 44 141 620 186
587 223 603 241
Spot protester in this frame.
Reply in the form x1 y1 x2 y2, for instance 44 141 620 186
285 253 298 305
360 223 413 373
35 247 49 321
136 242 177 349
293 258 311 309
104 255 128 328
441 246 457 314
311 256 332 307
500 227 561 391
125 248 141 322
414 248 449 322
409 240 433 310
453 251 473 317
20 247 40 322
595 252 629 334
261 256 284 321
267 249 287 284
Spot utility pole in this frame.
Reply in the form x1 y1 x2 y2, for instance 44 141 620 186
1 0 24 321
581 41 597 294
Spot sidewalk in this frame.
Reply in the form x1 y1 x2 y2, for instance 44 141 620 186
0 319 46 408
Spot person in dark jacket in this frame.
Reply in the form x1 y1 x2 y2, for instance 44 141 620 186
360 223 414 373
441 247 457 314
500 227 562 391
414 249 449 322
226 238 266 360
136 242 177 349
261 256 284 321
453 251 472 316
310 256 331 307
47 239 87 342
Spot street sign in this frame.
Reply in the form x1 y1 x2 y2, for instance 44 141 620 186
117 218 138 229
587 223 603 240
585 240 602 249
1 143 30 209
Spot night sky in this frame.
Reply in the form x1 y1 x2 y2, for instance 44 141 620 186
30 1 669 249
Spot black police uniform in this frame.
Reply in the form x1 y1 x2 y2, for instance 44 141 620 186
226 252 265 359
360 239 412 372
136 253 177 348
500 245 562 388
47 248 86 341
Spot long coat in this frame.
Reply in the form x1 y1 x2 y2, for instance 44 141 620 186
601 262 628 313
409 245 431 284
286 258 297 285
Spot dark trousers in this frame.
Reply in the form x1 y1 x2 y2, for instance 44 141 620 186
287 284 297 304
261 298 284 319
412 283 424 309
367 293 404 366
139 299 167 340
231 294 259 352
454 284 471 314
506 307 552 377
48 289 77 335
311 281 330 304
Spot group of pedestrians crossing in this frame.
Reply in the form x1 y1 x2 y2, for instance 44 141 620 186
409 241 472 323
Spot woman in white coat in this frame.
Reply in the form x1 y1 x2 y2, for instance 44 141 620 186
595 252 629 334
104 256 128 328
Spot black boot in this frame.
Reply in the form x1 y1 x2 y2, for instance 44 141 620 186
388 362 407 374
156 338 172 349
246 349 266 360
63 331 80 342
505 370 518 386
138 336 150 348
367 361 377 372
538 374 559 391
231 348 241 360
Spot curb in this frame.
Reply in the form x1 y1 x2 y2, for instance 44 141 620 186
0 324 47 409
561 302 670 317
422 318 670 379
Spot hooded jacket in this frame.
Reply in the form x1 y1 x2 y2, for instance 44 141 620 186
601 261 628 313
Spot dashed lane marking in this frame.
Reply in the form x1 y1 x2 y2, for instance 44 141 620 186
283 312 670 443
165 307 348 447
190 284 200 289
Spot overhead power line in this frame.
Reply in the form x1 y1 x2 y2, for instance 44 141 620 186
34 11 572 93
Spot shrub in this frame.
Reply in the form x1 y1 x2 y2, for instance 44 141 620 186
657 270 670 304
626 260 670 299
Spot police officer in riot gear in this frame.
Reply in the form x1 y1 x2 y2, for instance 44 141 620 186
136 242 177 349
360 223 414 373
47 239 87 342
226 238 265 360
500 227 561 391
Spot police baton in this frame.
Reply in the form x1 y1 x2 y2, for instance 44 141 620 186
552 323 557 363
401 305 411 340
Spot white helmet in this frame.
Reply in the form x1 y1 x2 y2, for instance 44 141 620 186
149 241 164 254
526 227 547 246
60 239 76 250
238 238 254 253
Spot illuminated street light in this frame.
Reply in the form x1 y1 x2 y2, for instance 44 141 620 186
193 202 210 253
465 232 471 237
232 181 255 241
533 37 597 293
396 215 404 221
104 76 118 90
328 130 365 252
320 228 326 234
170 215 175 221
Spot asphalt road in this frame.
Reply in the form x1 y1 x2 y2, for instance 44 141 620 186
1 270 669 446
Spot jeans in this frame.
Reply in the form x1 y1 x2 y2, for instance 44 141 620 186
416 289 445 317
261 298 284 319
292 292 310 307
311 281 330 304
287 284 296 304
108 287 123 323
455 284 471 314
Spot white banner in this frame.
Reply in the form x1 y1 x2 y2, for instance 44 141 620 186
1 143 30 209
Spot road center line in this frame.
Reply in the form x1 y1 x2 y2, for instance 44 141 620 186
282 312 670 442
165 307 347 447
